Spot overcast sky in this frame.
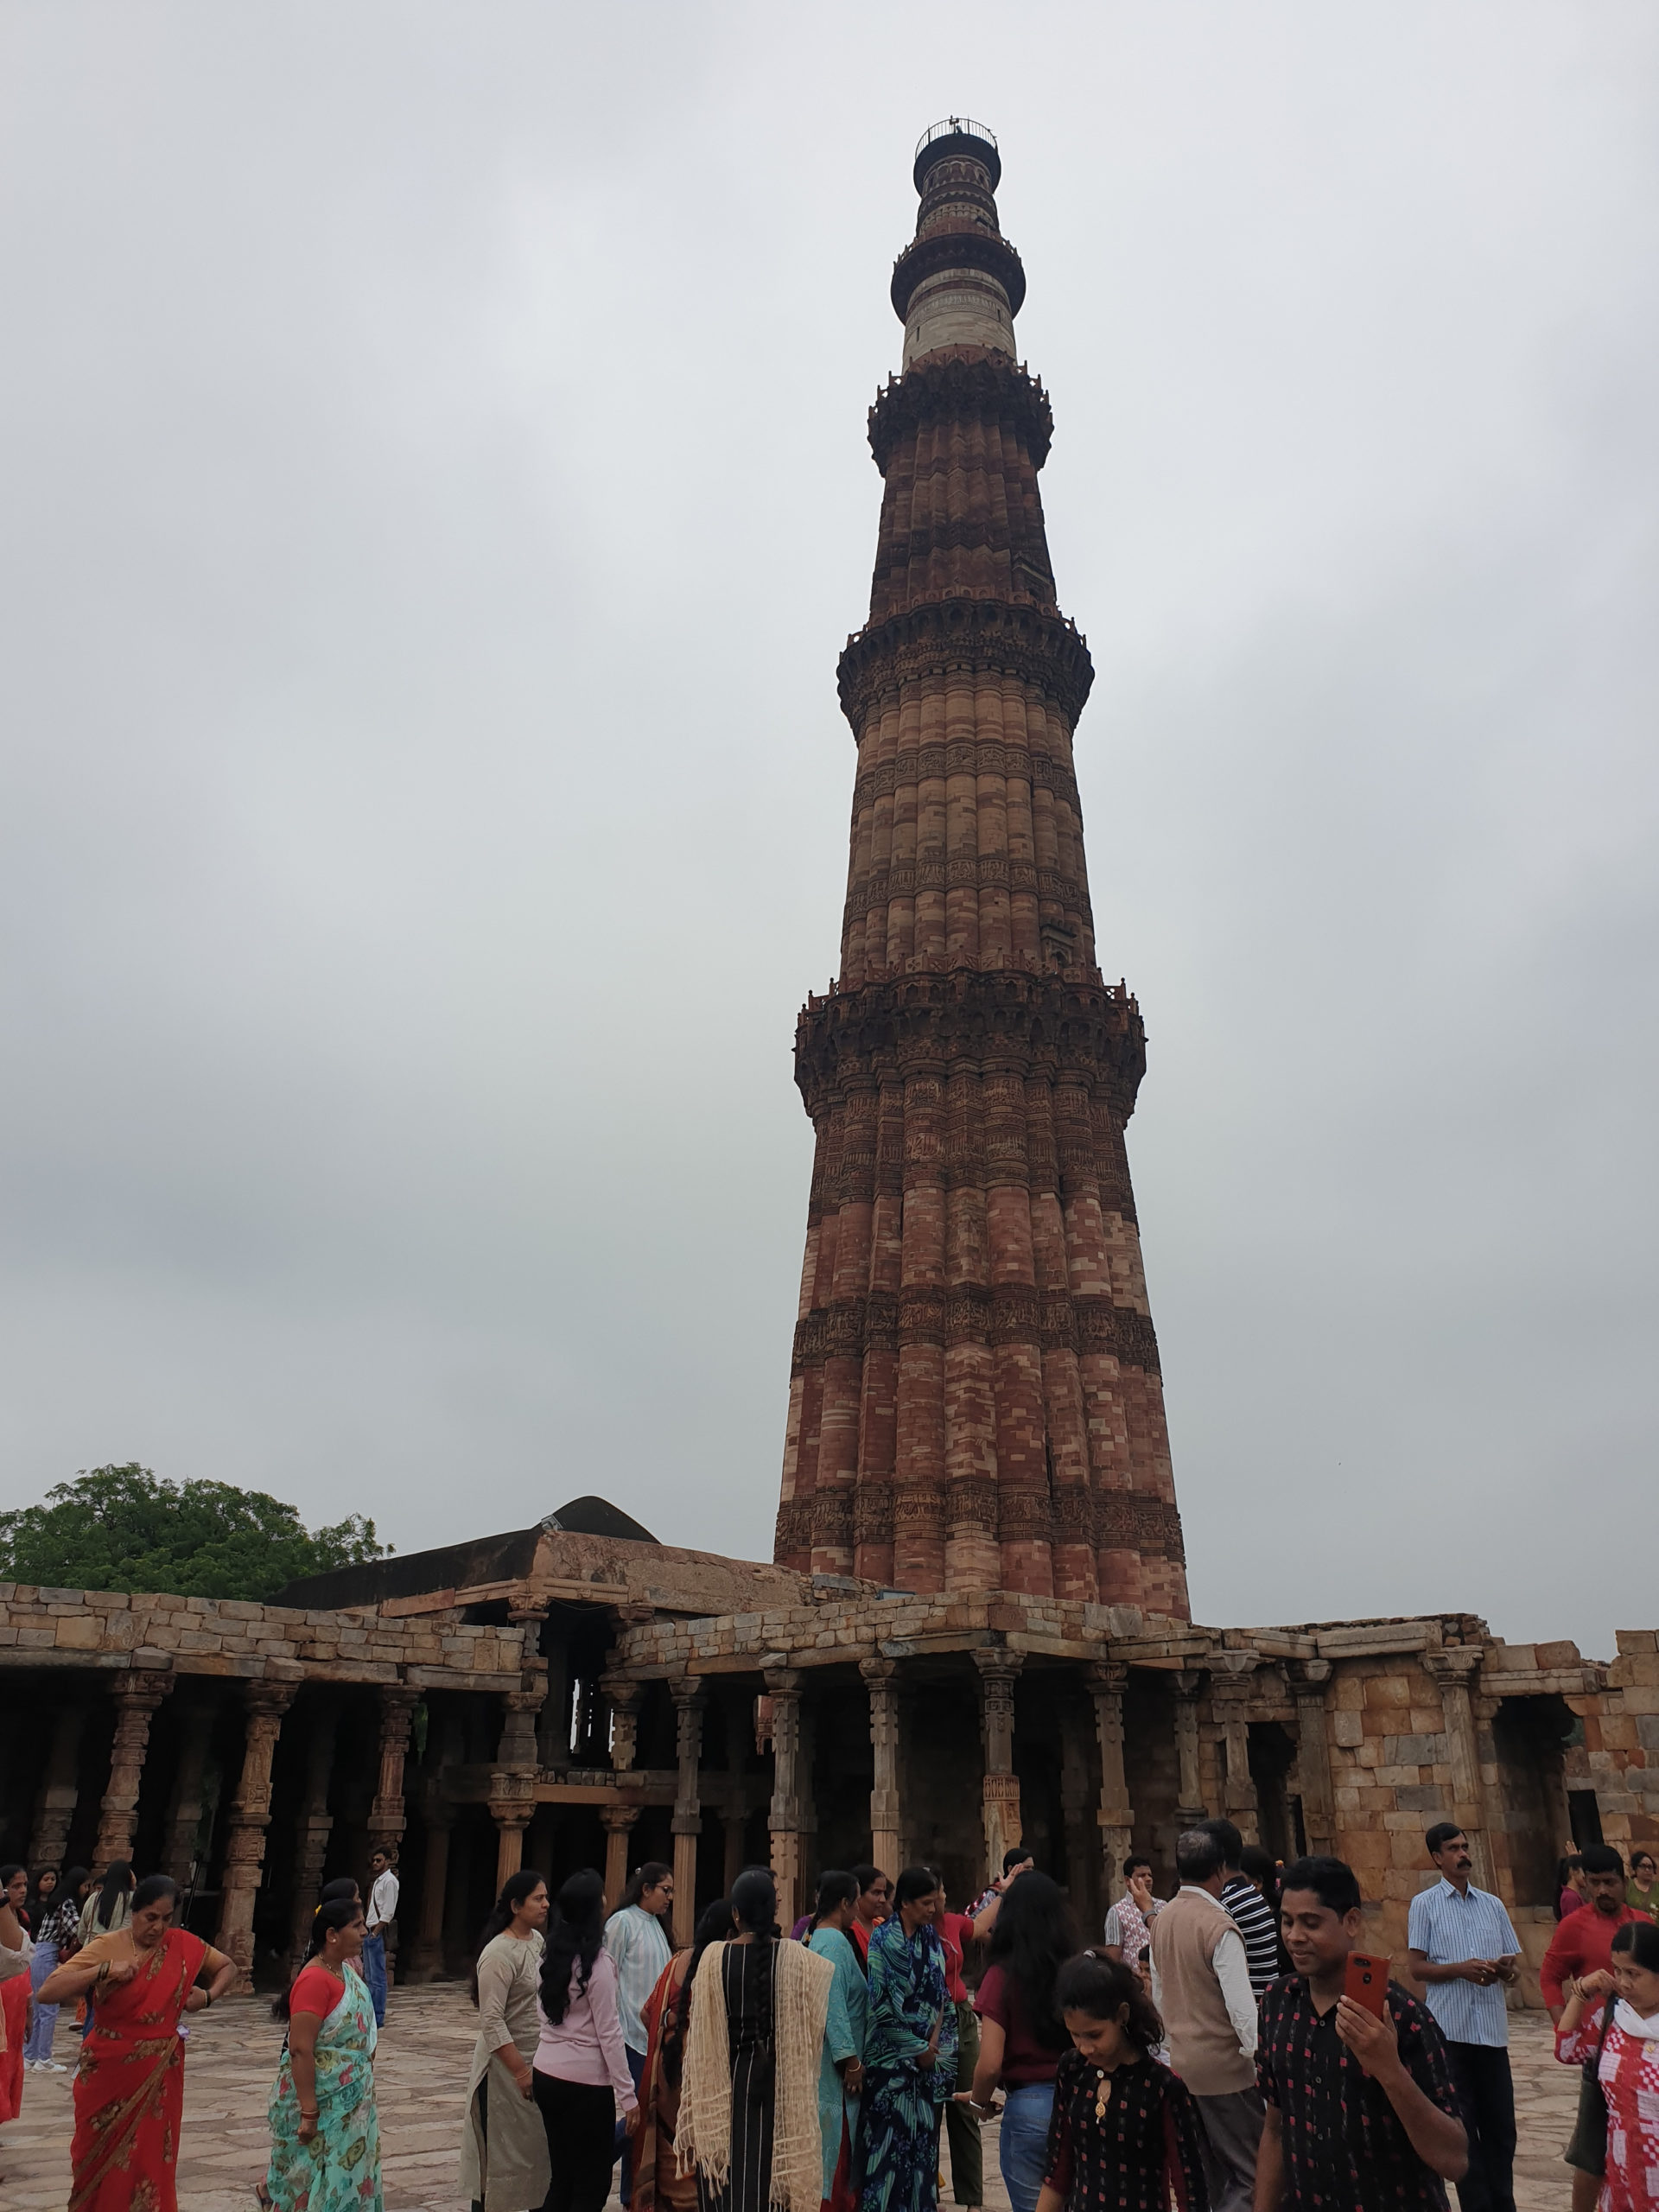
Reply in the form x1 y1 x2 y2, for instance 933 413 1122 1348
2 3 1655 1658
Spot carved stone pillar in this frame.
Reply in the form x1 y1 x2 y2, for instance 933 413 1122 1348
93 1669 174 1873
367 1686 421 1859
1287 1660 1335 1854
1210 1662 1261 1843
861 1657 903 1876
604 1677 642 1778
404 1808 454 1982
286 1701 340 1967
765 1668 805 1931
671 1676 706 1946
974 1649 1024 1882
160 1699 219 1885
490 1688 542 1893
214 1681 297 1988
1424 1648 1497 1891
29 1701 90 1869
602 1804 640 1911
1088 1662 1135 1896
1172 1669 1206 1827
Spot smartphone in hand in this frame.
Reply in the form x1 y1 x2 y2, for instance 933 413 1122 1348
1343 1951 1389 2019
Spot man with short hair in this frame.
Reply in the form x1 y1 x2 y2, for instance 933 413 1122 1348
1204 1818 1281 1998
1255 1854 1466 2211
1407 1822 1521 2212
1103 1854 1160 1967
1150 1826 1263 2212
1538 1843 1645 2022
969 1846 1034 1940
363 1847 399 2028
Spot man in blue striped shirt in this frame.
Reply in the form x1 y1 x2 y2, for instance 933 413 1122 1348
1406 1823 1521 2212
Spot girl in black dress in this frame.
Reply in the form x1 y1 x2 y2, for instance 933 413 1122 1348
1035 1952 1210 2212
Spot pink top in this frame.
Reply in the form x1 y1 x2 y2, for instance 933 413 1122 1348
534 1947 637 2109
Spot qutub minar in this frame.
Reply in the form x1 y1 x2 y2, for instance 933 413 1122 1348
0 126 1649 1999
775 121 1185 1617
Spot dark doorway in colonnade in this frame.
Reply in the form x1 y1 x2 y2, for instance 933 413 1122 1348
1122 1671 1183 1888
901 1672 982 1910
1011 1671 1069 1900
0 1682 56 1863
1248 1722 1301 1863
321 1695 383 1894
1492 1694 1577 1906
63 1700 119 1873
810 1677 877 1883
524 1803 610 1899
448 1802 499 1973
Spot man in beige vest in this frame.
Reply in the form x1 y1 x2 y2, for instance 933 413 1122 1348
1149 1826 1264 2212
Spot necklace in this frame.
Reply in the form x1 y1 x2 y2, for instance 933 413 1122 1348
1093 2068 1113 2122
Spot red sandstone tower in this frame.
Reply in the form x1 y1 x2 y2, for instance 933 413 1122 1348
774 123 1190 1619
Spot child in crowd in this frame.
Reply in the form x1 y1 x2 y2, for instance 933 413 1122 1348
1034 1951 1209 2212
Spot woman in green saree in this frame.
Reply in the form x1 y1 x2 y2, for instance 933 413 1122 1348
264 1898 382 2212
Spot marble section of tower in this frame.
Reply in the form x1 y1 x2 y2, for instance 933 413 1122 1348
773 124 1189 1620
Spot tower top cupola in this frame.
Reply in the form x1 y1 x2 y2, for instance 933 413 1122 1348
893 118 1026 369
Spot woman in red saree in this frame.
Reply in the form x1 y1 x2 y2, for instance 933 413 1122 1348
39 1872 238 2212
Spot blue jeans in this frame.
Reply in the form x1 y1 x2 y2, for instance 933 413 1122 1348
998 2082 1055 2212
362 1932 387 2026
25 1942 60 2062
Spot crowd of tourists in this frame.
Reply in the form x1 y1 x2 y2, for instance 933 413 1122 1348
6 1819 1659 2212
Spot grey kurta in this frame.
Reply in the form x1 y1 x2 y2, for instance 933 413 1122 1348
461 1929 551 2212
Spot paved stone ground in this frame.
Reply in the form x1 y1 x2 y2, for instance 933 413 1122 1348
0 1991 1579 2211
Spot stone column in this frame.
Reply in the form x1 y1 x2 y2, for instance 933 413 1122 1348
1424 1648 1497 1891
1172 1670 1206 1827
671 1676 706 1946
604 1677 642 1779
404 1800 454 1981
602 1804 640 1912
93 1669 174 1872
1088 1662 1135 1896
861 1657 903 1877
214 1681 297 1988
974 1649 1024 1882
1210 1662 1261 1843
765 1668 805 1931
160 1699 219 1885
367 1686 421 1858
490 1688 542 1892
286 1702 340 1967
29 1700 90 1869
1287 1660 1335 1854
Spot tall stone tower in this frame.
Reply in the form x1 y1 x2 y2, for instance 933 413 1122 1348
774 123 1189 1620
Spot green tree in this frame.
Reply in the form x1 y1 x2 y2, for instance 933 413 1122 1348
0 1464 389 1604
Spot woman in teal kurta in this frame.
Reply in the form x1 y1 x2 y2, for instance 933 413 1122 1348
859 1868 956 2212
805 1873 868 2212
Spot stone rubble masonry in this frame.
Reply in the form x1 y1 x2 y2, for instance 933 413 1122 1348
775 124 1187 1616
0 1581 528 1691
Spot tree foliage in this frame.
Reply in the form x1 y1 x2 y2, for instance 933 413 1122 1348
0 1464 389 1604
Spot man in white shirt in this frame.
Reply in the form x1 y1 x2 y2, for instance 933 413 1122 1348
1148 1827 1262 2212
363 1847 400 2027
1407 1823 1521 2212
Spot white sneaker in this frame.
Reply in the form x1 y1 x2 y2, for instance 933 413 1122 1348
44 2061 68 2073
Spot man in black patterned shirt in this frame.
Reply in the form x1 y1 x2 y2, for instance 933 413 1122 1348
1253 1855 1466 2212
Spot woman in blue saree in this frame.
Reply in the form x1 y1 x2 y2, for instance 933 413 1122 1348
859 1867 956 2212
804 1872 868 2212
263 1898 382 2212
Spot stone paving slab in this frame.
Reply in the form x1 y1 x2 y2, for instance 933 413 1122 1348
0 1989 1577 2211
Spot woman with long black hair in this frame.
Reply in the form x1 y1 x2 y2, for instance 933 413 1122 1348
958 1871 1078 2212
533 1868 638 2212
461 1870 551 2212
630 1897 734 2212
677 1866 833 2212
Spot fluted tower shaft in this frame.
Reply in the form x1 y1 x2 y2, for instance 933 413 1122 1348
773 124 1190 1618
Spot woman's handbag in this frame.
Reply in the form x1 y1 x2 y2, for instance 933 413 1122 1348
1563 1991 1618 2177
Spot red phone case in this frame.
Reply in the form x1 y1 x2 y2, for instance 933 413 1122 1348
1344 1950 1390 2018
